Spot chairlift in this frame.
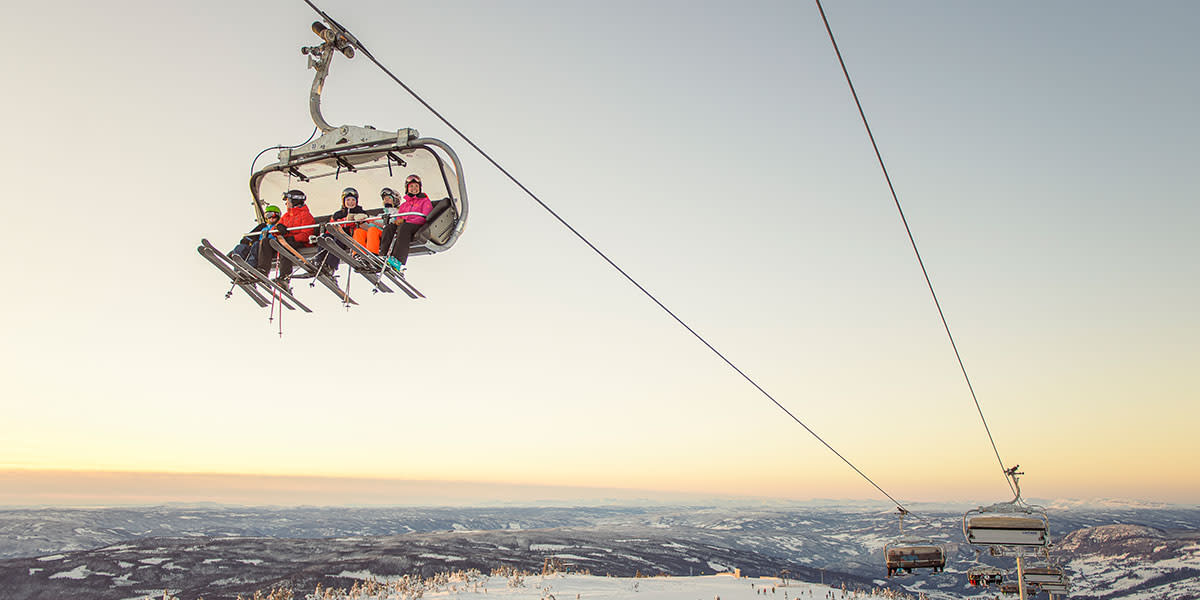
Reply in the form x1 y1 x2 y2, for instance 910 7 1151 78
1038 578 1070 594
964 466 1050 548
1023 564 1068 586
254 20 468 261
884 508 947 578
966 565 1005 587
200 17 468 310
1000 581 1042 597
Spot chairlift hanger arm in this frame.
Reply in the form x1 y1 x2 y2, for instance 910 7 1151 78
300 16 358 133
1005 465 1024 504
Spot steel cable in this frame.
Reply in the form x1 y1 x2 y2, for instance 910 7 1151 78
814 0 1017 498
299 0 928 517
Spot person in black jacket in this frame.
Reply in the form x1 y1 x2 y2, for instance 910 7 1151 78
310 187 368 276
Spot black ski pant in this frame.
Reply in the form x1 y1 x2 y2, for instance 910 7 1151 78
257 240 295 279
312 233 343 273
380 221 421 265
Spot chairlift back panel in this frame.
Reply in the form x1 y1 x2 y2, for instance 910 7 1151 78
885 544 945 569
1023 566 1067 585
964 503 1050 548
1039 581 1071 594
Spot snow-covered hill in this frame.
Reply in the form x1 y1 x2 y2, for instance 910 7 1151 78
1056 524 1200 599
1 505 1197 599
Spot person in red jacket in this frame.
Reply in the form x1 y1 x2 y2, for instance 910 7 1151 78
256 189 316 283
380 174 433 272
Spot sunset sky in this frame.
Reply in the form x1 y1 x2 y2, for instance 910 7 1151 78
1 1 1197 507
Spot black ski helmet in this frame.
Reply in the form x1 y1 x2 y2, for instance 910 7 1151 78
283 189 306 206
380 187 398 200
341 187 359 200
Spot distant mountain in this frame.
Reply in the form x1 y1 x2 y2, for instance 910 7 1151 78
0 505 1196 600
1040 498 1188 511
1056 524 1200 599
0 506 636 560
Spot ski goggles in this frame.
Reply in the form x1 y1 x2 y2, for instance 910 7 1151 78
283 190 307 202
405 175 421 185
265 212 281 218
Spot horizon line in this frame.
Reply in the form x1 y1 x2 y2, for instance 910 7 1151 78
1 468 1192 509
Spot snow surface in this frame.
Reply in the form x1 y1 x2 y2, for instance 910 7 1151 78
336 573 875 600
48 565 91 579
1065 537 1200 598
419 553 465 561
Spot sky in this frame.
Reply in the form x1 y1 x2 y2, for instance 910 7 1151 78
1 1 1197 507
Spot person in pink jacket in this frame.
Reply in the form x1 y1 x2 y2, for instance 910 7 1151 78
379 174 433 271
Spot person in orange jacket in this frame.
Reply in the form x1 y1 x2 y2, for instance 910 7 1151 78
353 187 399 254
256 189 315 282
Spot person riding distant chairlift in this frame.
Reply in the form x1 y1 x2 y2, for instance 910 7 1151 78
256 189 315 286
353 187 399 254
308 187 368 277
229 204 285 268
379 174 433 272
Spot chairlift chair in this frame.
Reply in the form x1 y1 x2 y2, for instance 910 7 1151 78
966 565 1005 587
250 19 468 262
964 466 1050 548
1000 581 1042 597
1038 579 1070 594
1023 565 1067 586
884 541 946 577
199 16 468 311
250 125 468 262
884 507 946 578
964 504 1050 547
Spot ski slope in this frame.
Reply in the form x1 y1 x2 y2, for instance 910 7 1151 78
323 572 907 600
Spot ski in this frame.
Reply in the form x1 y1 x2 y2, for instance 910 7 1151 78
323 228 416 299
325 227 423 299
227 252 313 313
196 245 271 308
199 238 295 310
269 238 357 306
384 264 424 299
314 236 394 293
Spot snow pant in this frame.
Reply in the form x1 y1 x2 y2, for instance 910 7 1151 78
256 239 294 279
355 227 383 254
231 242 259 268
311 233 343 273
380 221 421 266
